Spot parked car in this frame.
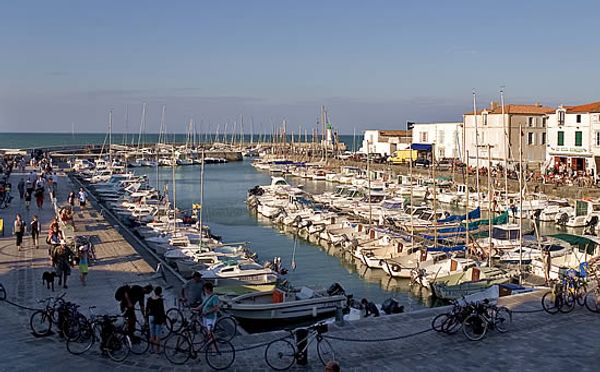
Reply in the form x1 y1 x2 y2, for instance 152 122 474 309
413 158 431 167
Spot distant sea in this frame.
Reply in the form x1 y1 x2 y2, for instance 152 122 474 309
0 133 361 152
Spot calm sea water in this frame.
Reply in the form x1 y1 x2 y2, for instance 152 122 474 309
136 161 427 308
0 133 361 152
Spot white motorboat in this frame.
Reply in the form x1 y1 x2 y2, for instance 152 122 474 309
200 260 279 285
223 284 347 326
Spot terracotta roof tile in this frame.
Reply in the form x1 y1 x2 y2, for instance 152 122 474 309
379 130 412 137
564 101 600 113
465 104 554 115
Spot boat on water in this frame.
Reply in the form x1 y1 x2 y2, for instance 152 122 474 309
223 283 347 327
430 267 513 300
200 260 280 285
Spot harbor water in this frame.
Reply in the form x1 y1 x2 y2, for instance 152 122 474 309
136 160 428 308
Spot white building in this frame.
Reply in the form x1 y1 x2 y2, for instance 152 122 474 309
360 130 412 156
546 101 600 175
411 122 462 159
463 102 553 169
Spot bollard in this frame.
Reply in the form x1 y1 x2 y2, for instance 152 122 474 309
295 328 309 365
335 306 345 325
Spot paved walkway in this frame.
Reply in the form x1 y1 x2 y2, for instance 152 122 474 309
1 171 600 371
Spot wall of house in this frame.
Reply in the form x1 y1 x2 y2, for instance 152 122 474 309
412 122 462 159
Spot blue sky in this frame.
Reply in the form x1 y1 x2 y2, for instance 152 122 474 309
1 0 599 134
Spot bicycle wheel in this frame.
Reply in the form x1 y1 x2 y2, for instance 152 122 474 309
106 332 130 362
63 315 82 341
317 338 335 366
129 326 150 355
442 315 462 334
30 310 52 337
66 322 95 355
576 285 587 306
166 308 184 333
264 338 296 371
164 333 192 365
205 339 235 370
541 291 560 314
462 314 488 341
159 317 173 340
431 313 448 332
584 290 600 313
559 292 575 313
213 316 237 342
494 307 512 333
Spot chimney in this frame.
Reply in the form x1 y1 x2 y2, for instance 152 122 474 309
490 101 499 111
535 102 542 107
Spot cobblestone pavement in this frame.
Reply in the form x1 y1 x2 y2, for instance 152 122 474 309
1 171 600 371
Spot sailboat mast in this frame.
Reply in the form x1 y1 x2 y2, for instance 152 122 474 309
199 149 205 249
518 114 524 284
123 104 128 146
108 110 113 165
487 144 493 267
500 88 509 217
172 146 177 236
473 91 480 205
432 143 438 248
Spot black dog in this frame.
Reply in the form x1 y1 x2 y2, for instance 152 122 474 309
42 271 56 291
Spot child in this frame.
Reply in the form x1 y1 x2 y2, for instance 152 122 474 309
78 244 90 286
146 286 166 354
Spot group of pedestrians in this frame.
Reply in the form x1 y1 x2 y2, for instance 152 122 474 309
113 272 221 355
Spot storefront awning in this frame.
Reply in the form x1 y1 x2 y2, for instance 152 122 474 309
410 143 432 151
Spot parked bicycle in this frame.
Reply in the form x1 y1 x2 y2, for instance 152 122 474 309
462 300 512 341
66 306 132 362
542 278 576 314
166 300 237 342
163 310 236 370
264 322 335 370
431 299 475 335
29 293 79 338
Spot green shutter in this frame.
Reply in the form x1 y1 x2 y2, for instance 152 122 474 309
558 131 564 146
575 131 583 147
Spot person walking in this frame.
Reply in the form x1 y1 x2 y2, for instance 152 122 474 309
77 243 90 286
67 191 76 207
30 215 41 249
146 286 166 354
34 178 45 210
13 214 25 251
17 178 25 200
52 241 73 289
78 187 88 209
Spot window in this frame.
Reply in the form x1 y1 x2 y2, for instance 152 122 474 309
483 113 488 126
438 130 445 143
420 132 428 142
542 117 547 127
527 132 534 145
595 131 600 147
575 131 583 147
558 111 565 125
541 132 546 145
557 131 565 146
528 117 534 127
576 114 582 123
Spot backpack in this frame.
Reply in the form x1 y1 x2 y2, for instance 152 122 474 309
114 285 129 302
